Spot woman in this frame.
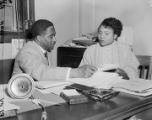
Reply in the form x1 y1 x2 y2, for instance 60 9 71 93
79 17 139 80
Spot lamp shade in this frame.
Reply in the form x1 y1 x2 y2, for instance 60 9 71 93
7 73 35 99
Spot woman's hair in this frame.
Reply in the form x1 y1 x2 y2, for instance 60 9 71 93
98 17 123 37
30 19 54 38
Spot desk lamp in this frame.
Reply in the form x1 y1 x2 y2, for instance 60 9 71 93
7 73 47 120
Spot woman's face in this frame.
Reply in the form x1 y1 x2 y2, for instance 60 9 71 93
98 26 117 47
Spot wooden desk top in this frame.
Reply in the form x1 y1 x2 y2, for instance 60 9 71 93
3 92 152 120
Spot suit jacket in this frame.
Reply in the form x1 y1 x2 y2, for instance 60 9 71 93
13 41 69 81
80 41 140 79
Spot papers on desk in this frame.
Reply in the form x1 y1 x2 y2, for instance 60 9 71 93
68 71 152 97
0 85 20 112
35 81 70 89
112 78 152 97
0 83 65 116
68 71 122 89
72 37 96 46
35 81 71 95
4 101 20 111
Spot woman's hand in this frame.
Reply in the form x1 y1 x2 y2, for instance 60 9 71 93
115 68 129 80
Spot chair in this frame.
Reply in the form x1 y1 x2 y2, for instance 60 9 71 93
136 55 152 80
0 59 15 84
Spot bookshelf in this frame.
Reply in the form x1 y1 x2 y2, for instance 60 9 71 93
0 0 35 84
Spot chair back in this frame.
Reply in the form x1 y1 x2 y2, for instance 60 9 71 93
0 59 15 84
136 55 152 80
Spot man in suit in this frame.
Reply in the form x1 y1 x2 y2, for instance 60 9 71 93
13 19 97 81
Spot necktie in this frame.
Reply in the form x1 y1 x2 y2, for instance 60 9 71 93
44 52 49 66
44 52 48 60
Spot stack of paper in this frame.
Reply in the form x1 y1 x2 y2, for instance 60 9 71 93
4 101 20 111
0 85 20 113
68 71 122 89
112 78 152 96
35 81 71 95
35 81 70 89
72 37 96 46
68 71 152 97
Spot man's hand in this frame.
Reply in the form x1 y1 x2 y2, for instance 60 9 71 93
70 65 97 78
115 68 129 80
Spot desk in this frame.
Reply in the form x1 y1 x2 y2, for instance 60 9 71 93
3 92 152 120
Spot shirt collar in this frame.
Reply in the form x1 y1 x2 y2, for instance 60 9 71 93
35 41 47 54
98 41 117 47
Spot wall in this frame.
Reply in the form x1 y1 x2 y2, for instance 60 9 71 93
35 0 152 66
35 0 80 66
80 0 152 55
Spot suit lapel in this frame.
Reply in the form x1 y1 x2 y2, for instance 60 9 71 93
32 41 49 65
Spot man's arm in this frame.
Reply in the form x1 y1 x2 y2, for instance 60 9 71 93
18 50 97 81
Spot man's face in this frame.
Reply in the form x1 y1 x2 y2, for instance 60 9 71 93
39 26 56 52
98 26 117 47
